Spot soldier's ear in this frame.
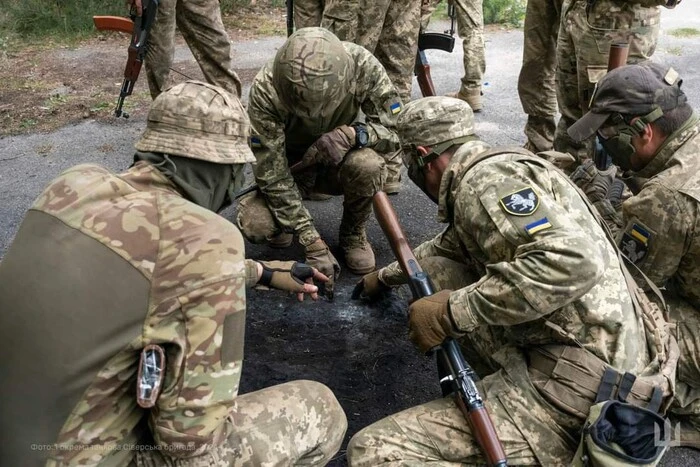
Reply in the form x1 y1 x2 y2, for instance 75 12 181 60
416 145 430 156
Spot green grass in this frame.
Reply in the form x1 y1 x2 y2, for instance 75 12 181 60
431 0 525 26
668 27 700 38
666 46 683 56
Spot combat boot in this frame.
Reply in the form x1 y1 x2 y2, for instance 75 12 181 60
447 88 483 113
339 219 375 275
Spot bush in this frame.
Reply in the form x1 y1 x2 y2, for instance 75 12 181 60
5 0 122 36
483 0 526 26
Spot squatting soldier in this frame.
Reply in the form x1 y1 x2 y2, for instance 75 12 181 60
554 0 682 163
568 61 700 445
239 27 404 288
132 0 243 98
517 0 565 152
0 81 347 466
349 96 676 464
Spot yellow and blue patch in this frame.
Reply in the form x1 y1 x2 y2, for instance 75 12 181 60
620 223 651 264
389 101 402 115
250 136 262 149
524 217 552 235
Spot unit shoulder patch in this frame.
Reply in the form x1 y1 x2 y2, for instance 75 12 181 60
620 223 651 264
499 187 539 216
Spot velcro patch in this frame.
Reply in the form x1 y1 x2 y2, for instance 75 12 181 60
389 101 402 115
525 217 552 235
620 223 651 264
500 188 539 216
250 136 262 148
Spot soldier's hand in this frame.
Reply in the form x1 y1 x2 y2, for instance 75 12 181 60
570 160 616 203
256 260 328 301
304 125 356 167
304 238 341 299
351 270 391 301
408 290 461 354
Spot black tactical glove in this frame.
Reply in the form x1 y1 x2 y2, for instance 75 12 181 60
570 160 616 204
351 270 391 301
256 260 328 301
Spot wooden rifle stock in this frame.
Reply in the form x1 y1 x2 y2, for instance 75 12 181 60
415 50 437 97
93 16 134 34
372 191 507 466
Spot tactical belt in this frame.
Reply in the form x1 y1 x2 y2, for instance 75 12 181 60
528 345 668 419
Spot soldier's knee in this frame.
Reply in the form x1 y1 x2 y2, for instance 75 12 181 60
235 192 279 244
339 149 387 196
295 380 348 455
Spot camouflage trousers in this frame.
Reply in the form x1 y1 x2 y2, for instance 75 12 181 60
145 0 242 99
237 148 394 248
518 0 565 152
320 0 360 42
553 0 660 162
294 0 326 29
347 346 581 466
136 380 347 466
422 0 485 95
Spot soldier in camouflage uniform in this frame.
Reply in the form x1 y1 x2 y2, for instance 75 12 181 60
422 0 485 110
553 0 682 163
518 0 565 152
348 96 676 464
239 28 404 286
0 81 347 466
568 61 700 446
133 0 243 98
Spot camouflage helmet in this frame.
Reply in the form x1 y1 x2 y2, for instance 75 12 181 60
397 97 475 189
272 27 352 119
135 80 255 164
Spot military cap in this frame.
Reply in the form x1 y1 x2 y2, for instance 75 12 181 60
568 61 687 142
271 27 351 118
135 80 255 164
397 96 475 151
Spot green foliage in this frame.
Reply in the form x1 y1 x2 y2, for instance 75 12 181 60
483 0 525 26
4 0 122 36
668 27 700 38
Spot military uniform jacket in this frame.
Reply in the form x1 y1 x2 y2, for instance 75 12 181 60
613 115 700 310
382 141 649 372
247 42 402 245
0 162 248 466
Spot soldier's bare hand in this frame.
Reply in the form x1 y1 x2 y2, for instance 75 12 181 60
304 238 341 299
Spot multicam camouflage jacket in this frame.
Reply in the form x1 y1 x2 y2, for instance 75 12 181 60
380 141 650 372
0 162 248 466
247 42 403 246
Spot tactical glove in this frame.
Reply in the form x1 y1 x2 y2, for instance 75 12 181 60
408 290 461 354
304 238 341 299
351 270 391 301
570 160 616 204
256 260 328 301
302 125 355 167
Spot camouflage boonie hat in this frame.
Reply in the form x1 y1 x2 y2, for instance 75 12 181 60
568 61 687 142
135 80 255 164
272 27 352 118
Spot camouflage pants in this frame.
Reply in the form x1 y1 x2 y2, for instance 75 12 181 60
145 0 242 99
347 347 580 466
668 296 700 413
236 148 389 247
518 0 565 152
136 380 347 466
421 0 485 95
294 0 326 29
320 0 360 42
553 0 660 162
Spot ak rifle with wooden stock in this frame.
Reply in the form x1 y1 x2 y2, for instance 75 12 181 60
415 1 456 97
93 0 159 118
372 191 508 467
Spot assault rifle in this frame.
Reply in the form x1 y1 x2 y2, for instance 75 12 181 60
415 1 456 97
93 0 159 118
286 0 295 37
371 192 508 466
593 43 629 170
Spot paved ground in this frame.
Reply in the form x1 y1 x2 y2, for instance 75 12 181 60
1 7 700 465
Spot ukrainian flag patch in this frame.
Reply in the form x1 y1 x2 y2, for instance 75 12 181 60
525 217 552 235
629 223 650 245
250 136 262 148
620 223 652 264
390 102 402 115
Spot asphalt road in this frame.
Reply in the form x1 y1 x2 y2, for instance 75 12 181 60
1 7 700 465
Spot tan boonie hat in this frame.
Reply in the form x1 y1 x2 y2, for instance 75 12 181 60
397 96 475 149
135 80 255 164
568 61 686 142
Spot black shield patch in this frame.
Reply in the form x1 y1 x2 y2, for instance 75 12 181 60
620 232 648 264
499 188 539 216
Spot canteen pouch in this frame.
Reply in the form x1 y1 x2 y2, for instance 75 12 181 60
572 400 668 466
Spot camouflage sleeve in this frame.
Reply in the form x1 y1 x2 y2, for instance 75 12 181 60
617 183 690 289
448 168 604 333
349 44 402 154
379 225 467 286
248 67 320 246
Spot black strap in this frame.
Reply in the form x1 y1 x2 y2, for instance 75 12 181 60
617 372 637 402
647 386 664 414
259 263 274 287
595 368 619 403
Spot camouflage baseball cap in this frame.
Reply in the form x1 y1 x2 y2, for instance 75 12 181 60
135 80 255 164
568 61 686 142
272 27 351 119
